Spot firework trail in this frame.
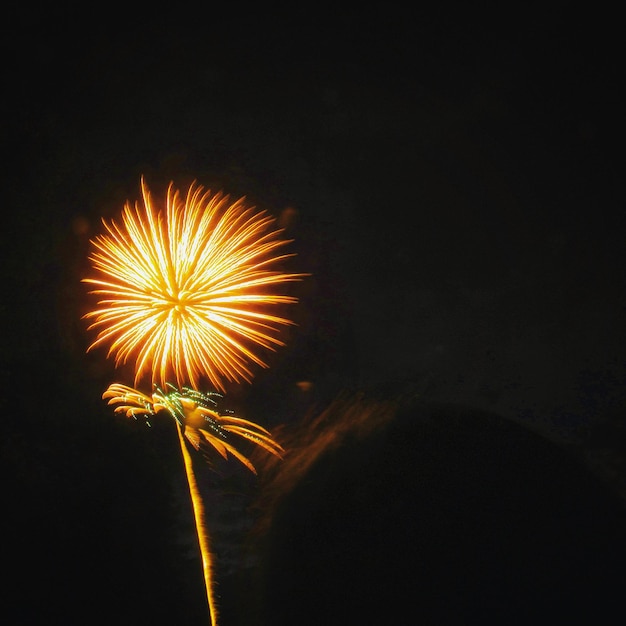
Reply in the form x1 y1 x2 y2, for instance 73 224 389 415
84 178 303 625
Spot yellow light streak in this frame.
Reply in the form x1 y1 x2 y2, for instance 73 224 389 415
176 422 218 626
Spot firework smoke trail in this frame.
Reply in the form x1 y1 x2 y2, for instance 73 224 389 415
251 394 397 537
85 178 301 624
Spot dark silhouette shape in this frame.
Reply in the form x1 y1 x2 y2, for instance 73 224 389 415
254 398 626 625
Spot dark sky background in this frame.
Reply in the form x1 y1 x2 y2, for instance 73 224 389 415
2 7 626 625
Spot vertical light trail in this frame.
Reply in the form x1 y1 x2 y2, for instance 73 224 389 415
176 423 218 626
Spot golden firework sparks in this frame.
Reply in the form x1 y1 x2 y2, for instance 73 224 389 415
102 382 284 473
102 381 285 625
83 177 305 625
84 177 305 392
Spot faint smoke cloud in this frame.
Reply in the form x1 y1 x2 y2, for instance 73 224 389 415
250 392 398 535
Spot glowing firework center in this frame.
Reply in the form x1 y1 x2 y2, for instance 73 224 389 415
84 176 304 393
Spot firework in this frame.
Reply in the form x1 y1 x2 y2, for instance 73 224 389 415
84 177 305 392
103 381 285 624
102 382 284 473
84 178 304 626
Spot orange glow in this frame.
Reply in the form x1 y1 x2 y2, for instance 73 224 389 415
84 177 306 392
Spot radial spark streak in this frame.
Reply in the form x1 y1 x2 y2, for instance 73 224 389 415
84 178 305 392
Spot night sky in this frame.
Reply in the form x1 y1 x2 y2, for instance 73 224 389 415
2 7 625 625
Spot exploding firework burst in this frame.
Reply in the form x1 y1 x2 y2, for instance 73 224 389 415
103 382 284 473
83 177 306 626
83 177 305 392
